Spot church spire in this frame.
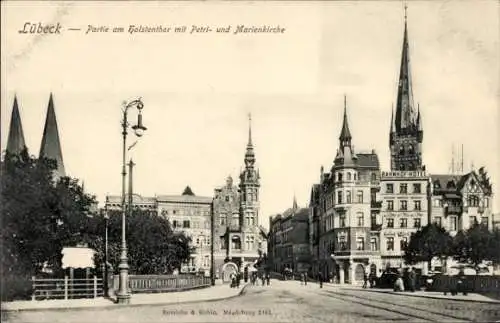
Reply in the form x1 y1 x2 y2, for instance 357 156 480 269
39 93 66 179
293 194 298 211
339 95 352 147
244 113 256 168
394 3 417 133
6 95 27 155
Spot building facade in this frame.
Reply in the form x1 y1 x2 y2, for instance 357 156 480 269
212 116 268 282
310 98 381 284
105 187 213 273
268 200 310 274
308 11 496 282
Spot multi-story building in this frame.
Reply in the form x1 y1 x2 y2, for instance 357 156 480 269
309 97 381 285
212 115 268 282
105 186 213 273
268 200 310 274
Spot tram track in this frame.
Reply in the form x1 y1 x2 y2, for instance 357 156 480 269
321 290 470 322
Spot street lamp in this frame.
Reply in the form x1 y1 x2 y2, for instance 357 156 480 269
102 208 109 297
117 98 147 305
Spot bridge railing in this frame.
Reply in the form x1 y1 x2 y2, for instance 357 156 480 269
111 274 211 294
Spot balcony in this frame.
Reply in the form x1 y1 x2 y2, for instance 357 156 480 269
445 205 462 215
370 223 383 231
371 201 382 209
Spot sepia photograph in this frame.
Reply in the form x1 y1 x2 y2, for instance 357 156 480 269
1 1 499 322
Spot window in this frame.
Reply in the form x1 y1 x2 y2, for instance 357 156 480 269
339 214 346 228
413 183 421 193
357 213 364 227
414 201 421 211
371 173 377 182
408 145 414 155
354 173 357 180
356 237 365 250
347 172 352 181
387 237 394 251
357 191 364 203
386 184 394 194
400 218 407 228
469 216 477 227
220 217 226 225
339 236 347 250
204 256 210 267
485 198 489 207
434 217 442 227
400 200 408 211
468 195 480 207
370 238 378 251
196 238 200 245
414 218 421 228
225 196 230 202
346 191 352 204
400 184 408 194
387 200 394 211
399 146 405 155
338 173 343 182
387 218 394 228
371 214 377 227
337 191 343 204
220 238 226 249
450 216 458 231
400 237 408 251
183 220 190 228
173 220 178 228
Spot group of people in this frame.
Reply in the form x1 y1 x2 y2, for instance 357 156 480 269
230 270 271 288
362 272 378 288
393 267 417 292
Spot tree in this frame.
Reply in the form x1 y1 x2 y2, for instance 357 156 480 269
1 150 97 300
89 208 194 275
403 223 453 271
451 224 500 270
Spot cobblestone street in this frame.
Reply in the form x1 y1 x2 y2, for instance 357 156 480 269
4 280 500 323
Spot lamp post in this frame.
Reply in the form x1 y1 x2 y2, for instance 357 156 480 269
117 98 147 305
103 208 109 297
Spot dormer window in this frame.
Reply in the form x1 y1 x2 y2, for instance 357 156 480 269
446 181 455 189
434 181 441 189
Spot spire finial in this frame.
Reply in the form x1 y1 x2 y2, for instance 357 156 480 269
404 2 408 23
248 112 252 146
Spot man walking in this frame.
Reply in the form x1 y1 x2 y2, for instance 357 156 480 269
318 271 323 288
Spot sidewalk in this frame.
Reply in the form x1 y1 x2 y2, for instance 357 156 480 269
1 284 248 312
340 285 500 304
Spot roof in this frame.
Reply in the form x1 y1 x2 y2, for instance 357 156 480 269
157 195 213 204
430 173 468 191
105 194 157 204
356 153 380 169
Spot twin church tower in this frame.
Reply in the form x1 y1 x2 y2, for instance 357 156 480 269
5 93 66 179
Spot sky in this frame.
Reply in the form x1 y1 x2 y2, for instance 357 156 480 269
2 1 499 230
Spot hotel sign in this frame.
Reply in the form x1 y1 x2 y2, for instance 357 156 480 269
381 171 428 179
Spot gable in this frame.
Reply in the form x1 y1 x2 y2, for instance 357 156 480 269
460 172 484 195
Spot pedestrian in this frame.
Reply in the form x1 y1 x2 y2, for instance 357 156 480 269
409 268 416 292
362 272 368 288
318 271 323 288
266 273 270 286
236 272 241 288
300 273 304 285
304 272 308 286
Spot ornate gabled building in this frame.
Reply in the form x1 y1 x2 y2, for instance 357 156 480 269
212 115 267 282
310 97 381 284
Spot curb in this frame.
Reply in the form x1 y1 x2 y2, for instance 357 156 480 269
340 287 500 304
1 284 249 314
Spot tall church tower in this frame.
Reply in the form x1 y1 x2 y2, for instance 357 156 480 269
6 95 27 155
239 114 260 233
39 93 66 179
389 8 424 171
